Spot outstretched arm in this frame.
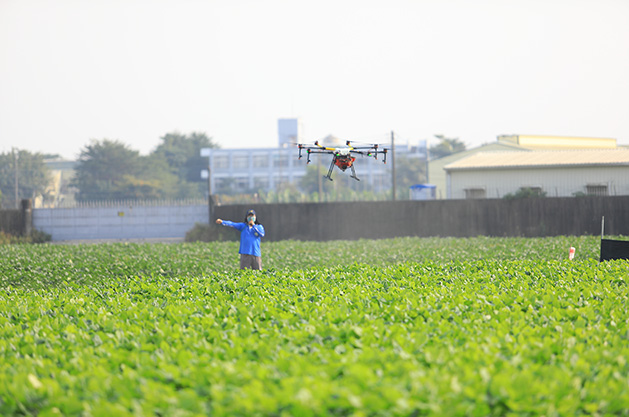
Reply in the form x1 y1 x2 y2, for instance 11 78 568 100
217 219 246 231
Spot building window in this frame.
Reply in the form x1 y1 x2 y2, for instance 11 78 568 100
253 176 270 190
234 177 249 191
464 188 486 199
273 153 289 168
274 175 290 186
213 156 229 170
586 184 608 196
253 155 269 168
215 177 233 193
232 155 249 169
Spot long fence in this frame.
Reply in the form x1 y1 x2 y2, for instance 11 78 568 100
0 200 32 236
213 196 629 241
1 197 627 241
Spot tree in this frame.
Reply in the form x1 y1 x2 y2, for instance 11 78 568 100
72 139 181 201
298 164 324 194
0 150 51 208
135 154 181 198
395 155 427 195
151 132 220 199
152 132 219 180
429 134 466 159
72 139 141 200
503 187 547 200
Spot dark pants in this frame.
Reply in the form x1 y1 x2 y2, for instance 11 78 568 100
240 254 262 270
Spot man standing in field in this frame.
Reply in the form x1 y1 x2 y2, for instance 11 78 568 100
215 209 265 270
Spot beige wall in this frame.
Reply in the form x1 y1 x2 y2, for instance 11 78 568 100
446 166 629 199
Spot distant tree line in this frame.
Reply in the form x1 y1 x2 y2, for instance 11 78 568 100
429 134 466 159
72 132 219 201
0 132 219 207
0 150 51 208
0 133 465 207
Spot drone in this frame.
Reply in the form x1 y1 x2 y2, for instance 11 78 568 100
297 140 388 181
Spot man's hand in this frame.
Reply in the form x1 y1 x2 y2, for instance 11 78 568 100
215 219 223 225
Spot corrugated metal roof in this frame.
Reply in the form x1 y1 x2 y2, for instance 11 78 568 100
444 149 629 171
497 134 617 149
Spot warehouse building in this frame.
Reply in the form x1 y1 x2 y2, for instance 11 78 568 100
429 135 619 199
444 148 629 199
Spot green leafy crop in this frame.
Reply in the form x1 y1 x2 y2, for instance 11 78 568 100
0 236 627 416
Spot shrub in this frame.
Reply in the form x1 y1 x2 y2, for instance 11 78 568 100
0 229 52 244
503 187 547 200
184 222 237 242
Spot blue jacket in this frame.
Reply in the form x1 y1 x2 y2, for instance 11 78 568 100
221 221 265 256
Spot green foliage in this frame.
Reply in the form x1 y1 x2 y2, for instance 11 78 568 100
298 163 324 194
72 134 219 201
72 139 145 201
211 164 391 204
28 229 52 243
184 222 237 242
429 134 466 159
153 132 218 181
1 236 628 416
504 187 547 200
394 154 426 195
152 132 220 198
0 150 51 208
0 229 51 244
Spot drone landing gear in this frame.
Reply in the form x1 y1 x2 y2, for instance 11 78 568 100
323 156 361 181
324 158 335 181
349 164 360 181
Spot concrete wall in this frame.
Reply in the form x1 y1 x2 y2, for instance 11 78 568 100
27 196 628 242
213 196 629 241
34 204 208 241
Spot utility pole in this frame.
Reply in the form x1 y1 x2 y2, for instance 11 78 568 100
200 148 213 223
13 148 19 209
317 160 322 202
391 131 396 201
425 138 430 183
206 161 212 223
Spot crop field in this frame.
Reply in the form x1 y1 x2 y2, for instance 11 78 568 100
1 236 628 416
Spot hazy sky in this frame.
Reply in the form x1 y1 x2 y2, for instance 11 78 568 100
1 0 628 159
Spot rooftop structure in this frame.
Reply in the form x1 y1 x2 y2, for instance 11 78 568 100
445 149 629 170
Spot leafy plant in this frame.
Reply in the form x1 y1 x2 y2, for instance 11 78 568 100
503 187 547 200
1 236 627 416
0 229 51 245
